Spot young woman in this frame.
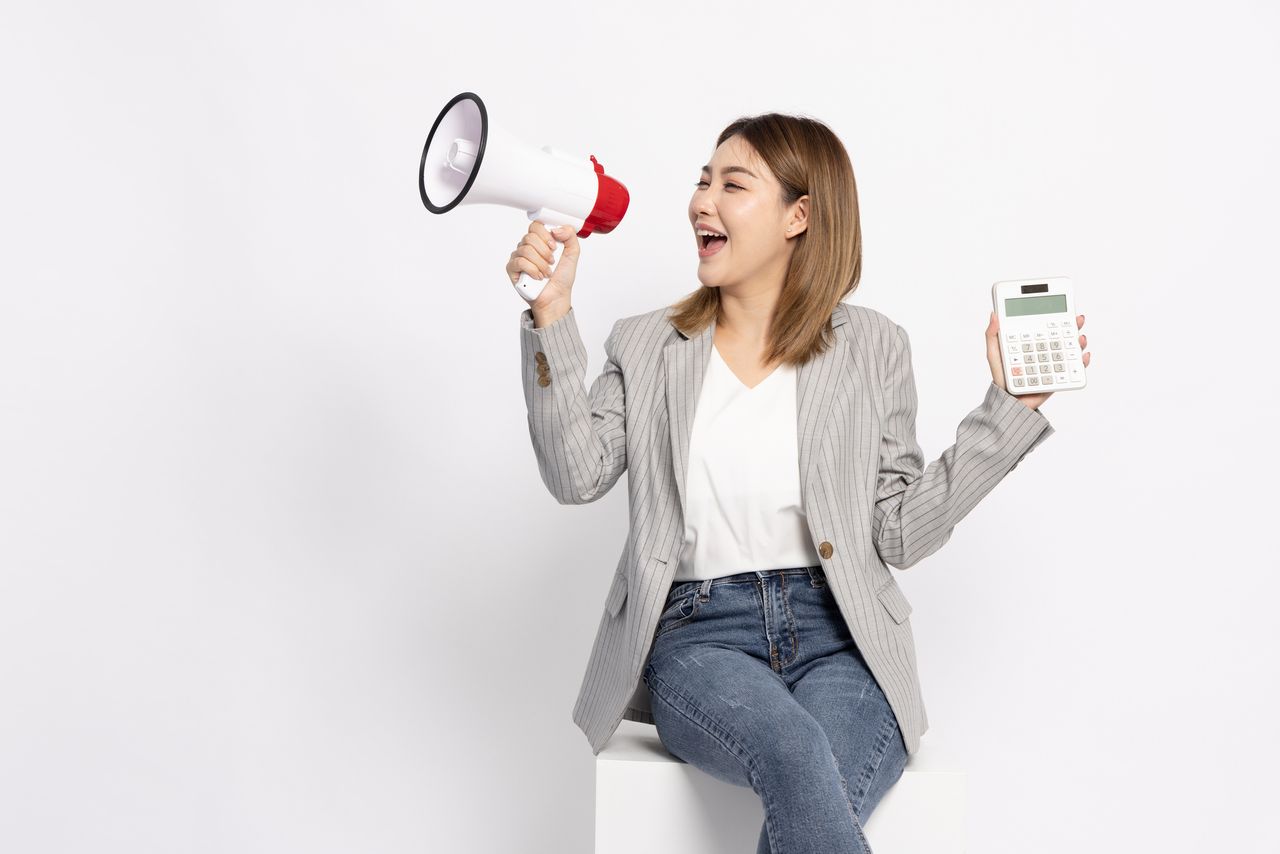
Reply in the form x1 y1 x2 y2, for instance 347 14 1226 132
507 114 1090 854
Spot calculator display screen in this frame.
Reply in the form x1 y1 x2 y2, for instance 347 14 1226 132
1005 294 1067 317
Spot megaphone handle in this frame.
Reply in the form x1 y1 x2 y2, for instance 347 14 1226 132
512 219 568 304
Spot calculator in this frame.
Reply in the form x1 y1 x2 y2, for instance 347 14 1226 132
991 276 1086 394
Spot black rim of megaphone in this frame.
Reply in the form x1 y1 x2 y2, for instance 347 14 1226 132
420 91 487 214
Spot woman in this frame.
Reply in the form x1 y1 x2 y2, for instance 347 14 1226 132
507 114 1091 854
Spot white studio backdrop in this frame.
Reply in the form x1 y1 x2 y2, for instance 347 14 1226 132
1 1 1277 852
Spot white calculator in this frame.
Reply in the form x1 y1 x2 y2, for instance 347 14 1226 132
991 276 1086 394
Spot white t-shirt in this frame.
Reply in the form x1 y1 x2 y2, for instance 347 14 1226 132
674 342 822 582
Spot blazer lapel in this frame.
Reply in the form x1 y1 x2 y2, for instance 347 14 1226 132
663 306 849 518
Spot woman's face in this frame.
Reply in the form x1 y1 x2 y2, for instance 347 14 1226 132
688 135 806 290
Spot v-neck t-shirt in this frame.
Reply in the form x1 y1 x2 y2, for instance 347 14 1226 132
673 344 822 582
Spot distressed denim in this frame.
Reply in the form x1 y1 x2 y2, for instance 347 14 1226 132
642 565 909 854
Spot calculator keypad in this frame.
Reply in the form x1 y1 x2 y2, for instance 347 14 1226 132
1002 319 1083 388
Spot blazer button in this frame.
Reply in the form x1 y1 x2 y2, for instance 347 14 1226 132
534 351 547 364
818 541 833 559
537 374 551 388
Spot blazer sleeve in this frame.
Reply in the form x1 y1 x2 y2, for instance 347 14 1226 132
518 306 627 505
872 322 1055 569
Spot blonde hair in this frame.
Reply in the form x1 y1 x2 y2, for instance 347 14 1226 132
669 113 863 366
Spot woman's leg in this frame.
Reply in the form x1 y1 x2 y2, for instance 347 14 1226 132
644 572 876 854
644 647 873 854
789 650 909 824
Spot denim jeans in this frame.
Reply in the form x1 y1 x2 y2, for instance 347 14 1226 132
642 565 909 854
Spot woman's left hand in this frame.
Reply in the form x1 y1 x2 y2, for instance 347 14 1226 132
986 311 1091 411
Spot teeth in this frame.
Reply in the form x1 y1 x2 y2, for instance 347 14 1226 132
696 228 726 238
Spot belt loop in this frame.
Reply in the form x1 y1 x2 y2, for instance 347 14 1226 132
698 578 713 601
806 564 826 586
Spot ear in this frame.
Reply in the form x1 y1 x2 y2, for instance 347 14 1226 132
787 194 810 236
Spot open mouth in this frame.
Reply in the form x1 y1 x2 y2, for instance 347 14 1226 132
698 232 728 256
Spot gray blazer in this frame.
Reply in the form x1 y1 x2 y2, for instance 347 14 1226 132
518 300 1054 756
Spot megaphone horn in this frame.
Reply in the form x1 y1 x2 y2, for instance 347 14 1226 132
419 91 631 303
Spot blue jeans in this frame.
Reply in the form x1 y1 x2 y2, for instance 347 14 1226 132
642 565 909 854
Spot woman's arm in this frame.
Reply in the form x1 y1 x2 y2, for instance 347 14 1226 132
872 322 1054 569
519 306 627 504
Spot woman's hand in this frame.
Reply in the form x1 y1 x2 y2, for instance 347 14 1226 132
986 311 1091 411
505 222 580 317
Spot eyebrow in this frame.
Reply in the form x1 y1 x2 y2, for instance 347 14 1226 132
700 164 758 179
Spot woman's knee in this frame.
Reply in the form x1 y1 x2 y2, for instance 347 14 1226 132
755 712 838 776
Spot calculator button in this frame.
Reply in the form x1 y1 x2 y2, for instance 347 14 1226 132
1011 366 1024 376
1022 343 1033 353
1013 377 1025 387
1007 345 1019 354
1020 333 1032 341
1050 340 1061 350
1038 353 1049 362
1036 341 1047 351
1053 363 1064 372
1052 352 1062 361
1027 376 1039 386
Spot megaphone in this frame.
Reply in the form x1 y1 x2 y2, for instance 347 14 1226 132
419 91 631 303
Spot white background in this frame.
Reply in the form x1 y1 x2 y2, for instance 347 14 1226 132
2 1 1277 852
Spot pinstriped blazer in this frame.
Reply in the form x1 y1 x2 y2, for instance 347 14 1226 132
518 300 1055 756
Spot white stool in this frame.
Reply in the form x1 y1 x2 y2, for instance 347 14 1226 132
595 720 967 853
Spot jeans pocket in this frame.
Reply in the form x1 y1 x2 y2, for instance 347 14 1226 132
655 583 702 638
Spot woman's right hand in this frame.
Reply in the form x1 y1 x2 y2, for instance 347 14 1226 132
506 221 579 316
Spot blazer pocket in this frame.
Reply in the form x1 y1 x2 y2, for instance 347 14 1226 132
606 571 628 617
876 577 914 624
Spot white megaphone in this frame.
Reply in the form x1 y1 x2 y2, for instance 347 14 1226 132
419 91 631 303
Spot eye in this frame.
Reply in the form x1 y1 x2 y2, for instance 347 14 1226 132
695 180 742 190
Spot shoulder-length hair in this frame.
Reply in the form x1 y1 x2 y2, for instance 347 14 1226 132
668 113 862 367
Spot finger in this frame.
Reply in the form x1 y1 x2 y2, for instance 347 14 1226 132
524 233 555 262
531 245 554 276
1083 352 1091 367
1076 314 1084 329
521 247 553 278
551 224 577 246
535 224 560 257
517 256 549 280
530 221 553 244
